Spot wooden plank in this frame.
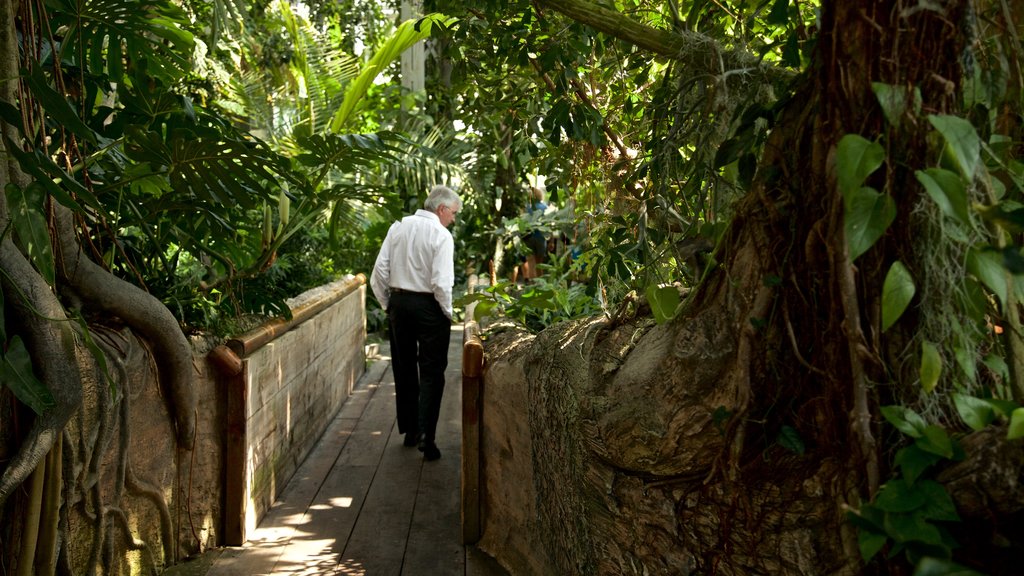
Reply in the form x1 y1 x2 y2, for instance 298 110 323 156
206 361 393 576
336 419 423 576
405 344 466 575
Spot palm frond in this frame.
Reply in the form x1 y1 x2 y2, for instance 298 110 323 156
50 0 194 82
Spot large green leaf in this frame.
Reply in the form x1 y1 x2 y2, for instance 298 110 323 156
645 284 680 324
894 444 942 485
881 405 928 438
837 134 885 197
5 183 55 286
883 511 943 545
22 65 98 145
858 529 888 562
928 115 981 181
915 480 960 522
295 132 399 175
915 168 969 225
875 481 926 513
124 126 285 210
845 186 896 261
330 14 456 132
953 392 994 431
51 0 194 83
966 247 1008 306
881 261 915 332
916 425 954 459
0 336 55 415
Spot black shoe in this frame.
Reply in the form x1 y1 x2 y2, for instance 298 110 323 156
422 443 441 461
403 433 420 447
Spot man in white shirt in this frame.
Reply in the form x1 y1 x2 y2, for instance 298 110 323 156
370 185 461 461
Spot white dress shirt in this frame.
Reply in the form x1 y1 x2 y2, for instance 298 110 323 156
370 209 455 318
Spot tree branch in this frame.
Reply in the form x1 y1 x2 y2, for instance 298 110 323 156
535 0 790 85
54 205 196 446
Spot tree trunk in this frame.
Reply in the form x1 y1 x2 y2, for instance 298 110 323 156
488 0 1023 573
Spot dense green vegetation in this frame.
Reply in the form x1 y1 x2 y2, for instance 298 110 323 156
2 0 1024 573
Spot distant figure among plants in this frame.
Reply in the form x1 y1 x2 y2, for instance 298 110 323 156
517 186 548 283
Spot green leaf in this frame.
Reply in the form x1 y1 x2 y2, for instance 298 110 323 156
837 134 885 197
916 425 954 459
881 405 928 438
915 480 960 522
330 14 456 132
5 183 55 286
928 115 981 181
883 512 943 546
875 482 926 513
473 299 498 321
881 261 915 332
983 398 1018 418
846 187 896 261
894 445 942 485
919 341 941 393
966 247 1008 306
23 66 97 145
777 425 805 454
1 336 55 415
975 203 1024 235
859 529 889 562
915 168 969 225
913 557 985 576
781 33 801 67
872 82 911 128
1008 408 1024 440
646 284 680 324
767 0 789 25
952 393 994 431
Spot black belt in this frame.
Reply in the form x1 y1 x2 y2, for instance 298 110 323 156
391 287 431 295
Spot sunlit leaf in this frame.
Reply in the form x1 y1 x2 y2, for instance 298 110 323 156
1007 408 1024 440
929 115 981 181
645 284 680 324
919 341 941 393
914 557 985 576
882 261 915 332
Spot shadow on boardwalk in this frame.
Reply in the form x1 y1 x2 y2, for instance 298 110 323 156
170 326 507 576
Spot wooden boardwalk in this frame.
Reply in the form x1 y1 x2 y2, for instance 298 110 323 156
201 326 506 576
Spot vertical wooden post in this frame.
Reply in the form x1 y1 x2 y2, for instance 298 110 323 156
461 318 484 544
209 345 246 546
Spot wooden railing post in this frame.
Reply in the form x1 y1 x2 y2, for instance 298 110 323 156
462 275 485 544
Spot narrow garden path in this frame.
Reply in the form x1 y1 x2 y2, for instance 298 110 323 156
177 326 506 576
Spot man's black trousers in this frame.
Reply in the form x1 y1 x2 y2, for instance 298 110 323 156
387 292 451 444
